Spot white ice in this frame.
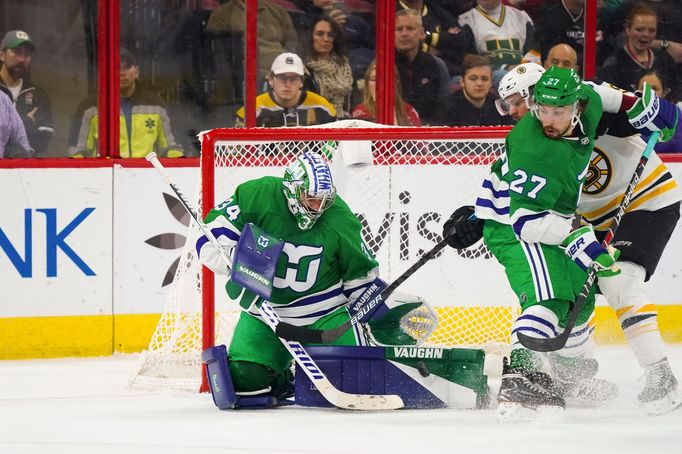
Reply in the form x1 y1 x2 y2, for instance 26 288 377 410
1 345 681 454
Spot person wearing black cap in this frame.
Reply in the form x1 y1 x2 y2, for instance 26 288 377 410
69 48 184 158
0 30 54 156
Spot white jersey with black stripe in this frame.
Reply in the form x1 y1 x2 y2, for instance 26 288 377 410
579 134 681 231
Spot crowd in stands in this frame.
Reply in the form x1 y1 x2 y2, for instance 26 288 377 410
2 0 682 158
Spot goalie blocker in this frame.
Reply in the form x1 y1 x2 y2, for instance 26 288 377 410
203 345 489 409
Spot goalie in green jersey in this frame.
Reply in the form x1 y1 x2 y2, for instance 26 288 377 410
196 151 436 402
470 66 621 421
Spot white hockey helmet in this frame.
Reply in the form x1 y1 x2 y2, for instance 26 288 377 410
498 63 546 99
496 63 545 116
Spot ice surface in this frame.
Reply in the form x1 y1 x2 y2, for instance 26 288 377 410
1 346 681 454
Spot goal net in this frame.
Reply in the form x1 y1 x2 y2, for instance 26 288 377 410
130 120 519 391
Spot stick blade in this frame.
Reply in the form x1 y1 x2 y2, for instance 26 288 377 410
332 391 404 410
516 331 568 352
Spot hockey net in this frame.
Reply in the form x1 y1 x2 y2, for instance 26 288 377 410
130 120 519 391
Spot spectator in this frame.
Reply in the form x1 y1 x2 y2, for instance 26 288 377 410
395 8 447 125
544 43 580 72
206 0 298 79
637 71 682 153
614 0 682 63
0 30 53 156
234 52 337 127
352 61 422 126
397 0 476 77
458 0 539 83
534 0 610 65
295 0 375 79
435 54 514 126
69 48 184 158
0 87 32 158
302 16 354 118
598 5 681 100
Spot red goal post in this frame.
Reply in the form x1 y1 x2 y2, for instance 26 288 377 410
130 120 518 392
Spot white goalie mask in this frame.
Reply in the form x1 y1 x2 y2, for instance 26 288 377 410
282 152 337 231
495 63 545 116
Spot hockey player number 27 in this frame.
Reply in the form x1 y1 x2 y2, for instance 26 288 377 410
510 169 547 199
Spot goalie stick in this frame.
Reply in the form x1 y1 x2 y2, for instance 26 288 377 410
145 152 404 410
517 131 661 352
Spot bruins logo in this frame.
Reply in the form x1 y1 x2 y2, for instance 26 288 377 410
516 66 526 74
583 147 612 195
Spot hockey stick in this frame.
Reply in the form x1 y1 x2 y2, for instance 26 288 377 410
275 233 452 344
145 152 404 410
517 131 661 352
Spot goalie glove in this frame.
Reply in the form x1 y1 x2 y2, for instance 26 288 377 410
562 226 620 277
626 82 679 142
442 205 484 249
364 292 439 347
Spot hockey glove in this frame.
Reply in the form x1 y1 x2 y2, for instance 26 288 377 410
626 82 679 142
442 205 484 249
562 226 620 277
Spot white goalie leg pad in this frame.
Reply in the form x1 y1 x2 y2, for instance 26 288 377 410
599 261 666 367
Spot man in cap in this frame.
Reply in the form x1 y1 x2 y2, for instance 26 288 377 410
0 30 53 156
234 52 337 128
69 48 184 158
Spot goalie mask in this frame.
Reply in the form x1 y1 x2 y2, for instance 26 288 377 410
283 152 337 230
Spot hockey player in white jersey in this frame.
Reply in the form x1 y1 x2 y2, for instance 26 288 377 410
493 62 682 415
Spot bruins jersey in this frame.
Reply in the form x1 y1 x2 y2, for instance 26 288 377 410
579 134 681 231
234 90 336 127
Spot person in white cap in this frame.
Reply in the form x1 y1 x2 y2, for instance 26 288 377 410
234 52 337 128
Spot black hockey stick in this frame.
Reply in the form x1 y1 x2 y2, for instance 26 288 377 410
146 152 404 410
517 131 661 352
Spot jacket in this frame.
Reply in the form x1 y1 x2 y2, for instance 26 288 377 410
69 87 183 158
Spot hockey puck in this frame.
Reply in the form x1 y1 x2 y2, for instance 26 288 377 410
417 360 430 377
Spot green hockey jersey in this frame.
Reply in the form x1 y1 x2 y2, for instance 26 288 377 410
198 176 378 325
475 84 603 245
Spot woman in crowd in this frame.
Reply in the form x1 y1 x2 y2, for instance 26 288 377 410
352 61 422 126
302 16 354 118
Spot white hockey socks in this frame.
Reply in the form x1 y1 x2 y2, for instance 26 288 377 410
598 261 667 368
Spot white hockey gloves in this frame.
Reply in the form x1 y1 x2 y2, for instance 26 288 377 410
626 82 679 142
562 226 620 277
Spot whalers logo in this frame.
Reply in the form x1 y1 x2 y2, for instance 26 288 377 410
393 347 444 359
257 235 270 248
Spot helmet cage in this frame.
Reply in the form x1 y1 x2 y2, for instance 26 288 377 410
283 152 337 230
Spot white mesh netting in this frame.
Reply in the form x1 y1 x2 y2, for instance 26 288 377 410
130 120 519 390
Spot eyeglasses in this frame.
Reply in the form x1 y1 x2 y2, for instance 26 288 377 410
274 74 303 84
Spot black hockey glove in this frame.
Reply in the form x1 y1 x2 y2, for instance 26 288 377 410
442 205 484 249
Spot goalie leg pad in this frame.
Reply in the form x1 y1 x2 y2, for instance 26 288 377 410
295 346 489 409
201 345 281 409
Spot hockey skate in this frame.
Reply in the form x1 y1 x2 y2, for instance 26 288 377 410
639 358 682 415
496 358 565 423
548 354 618 406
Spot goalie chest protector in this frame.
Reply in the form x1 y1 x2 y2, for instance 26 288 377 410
295 346 489 409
